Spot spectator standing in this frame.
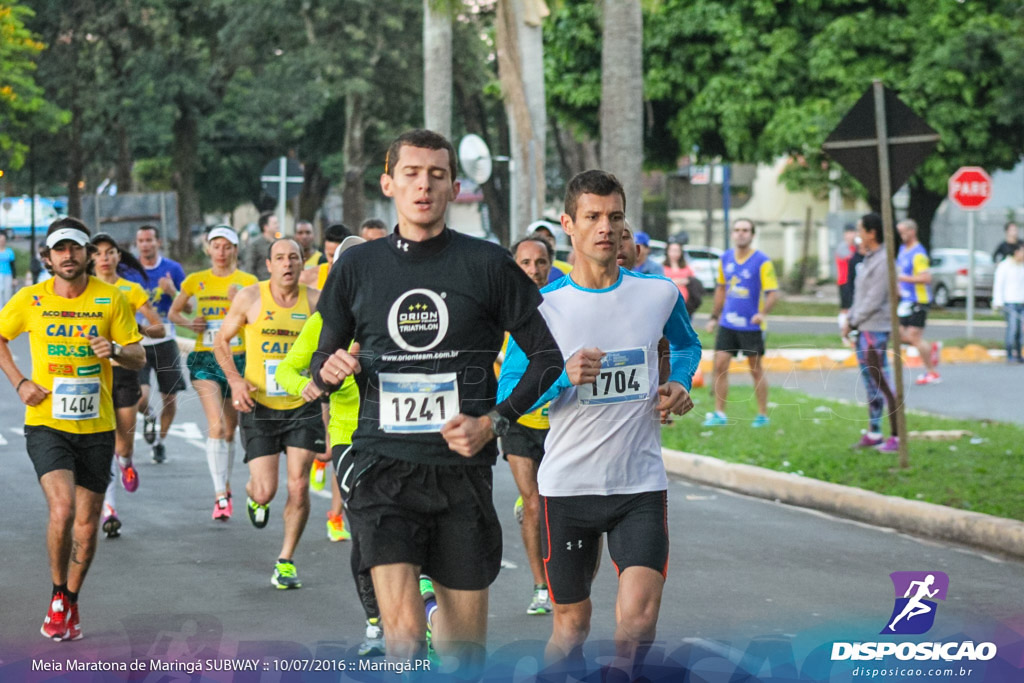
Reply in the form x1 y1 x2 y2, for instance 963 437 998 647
633 231 664 276
993 222 1020 264
992 243 1024 363
842 213 899 452
243 212 279 280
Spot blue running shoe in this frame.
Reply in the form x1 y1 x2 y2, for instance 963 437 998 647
702 411 728 427
752 414 770 428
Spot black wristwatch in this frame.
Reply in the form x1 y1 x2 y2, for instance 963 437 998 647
110 342 123 358
486 410 510 438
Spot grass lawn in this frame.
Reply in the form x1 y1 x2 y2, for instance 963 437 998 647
693 330 1002 351
662 385 1024 521
770 299 1001 322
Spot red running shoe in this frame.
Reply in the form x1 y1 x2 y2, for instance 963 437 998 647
120 460 139 493
41 592 69 640
65 603 82 641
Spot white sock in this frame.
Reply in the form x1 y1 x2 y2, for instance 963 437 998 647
226 440 236 489
206 438 228 494
105 460 117 508
117 454 132 468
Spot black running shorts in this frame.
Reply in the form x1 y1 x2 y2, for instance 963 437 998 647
500 422 547 463
541 490 669 605
342 452 502 591
714 325 766 357
899 302 928 329
138 339 187 394
240 400 326 461
112 365 143 409
25 426 115 494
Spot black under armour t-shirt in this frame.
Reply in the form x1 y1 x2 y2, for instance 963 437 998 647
312 227 562 466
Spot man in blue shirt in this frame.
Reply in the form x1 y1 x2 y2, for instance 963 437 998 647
704 218 779 427
632 231 664 276
122 225 187 463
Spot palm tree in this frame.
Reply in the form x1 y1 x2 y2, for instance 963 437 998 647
423 0 453 139
600 0 643 230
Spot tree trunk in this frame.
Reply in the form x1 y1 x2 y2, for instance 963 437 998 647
423 0 452 139
906 177 944 252
342 93 366 229
454 69 509 243
496 0 546 242
298 161 331 229
115 121 133 193
170 106 201 260
67 94 85 220
600 0 643 230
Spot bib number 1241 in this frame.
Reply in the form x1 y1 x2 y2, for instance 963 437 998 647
378 372 459 433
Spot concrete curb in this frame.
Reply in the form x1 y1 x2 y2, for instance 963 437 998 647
662 447 1024 561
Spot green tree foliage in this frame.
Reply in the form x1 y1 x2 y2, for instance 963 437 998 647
0 1 66 170
545 0 1024 243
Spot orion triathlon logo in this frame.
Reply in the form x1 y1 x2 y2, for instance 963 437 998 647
387 289 449 352
882 571 948 635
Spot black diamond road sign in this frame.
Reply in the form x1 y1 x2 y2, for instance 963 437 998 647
822 85 939 199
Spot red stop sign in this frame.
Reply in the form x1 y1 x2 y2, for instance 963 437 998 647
948 167 992 210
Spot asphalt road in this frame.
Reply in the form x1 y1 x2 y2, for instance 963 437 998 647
0 334 1021 681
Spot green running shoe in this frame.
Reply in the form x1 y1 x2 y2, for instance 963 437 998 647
271 560 301 589
247 497 270 529
527 585 552 615
514 495 524 525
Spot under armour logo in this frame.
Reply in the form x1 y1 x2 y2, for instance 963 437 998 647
397 240 409 252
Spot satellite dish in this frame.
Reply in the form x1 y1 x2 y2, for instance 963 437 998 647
459 134 493 185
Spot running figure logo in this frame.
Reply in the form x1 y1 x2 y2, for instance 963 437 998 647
881 571 949 635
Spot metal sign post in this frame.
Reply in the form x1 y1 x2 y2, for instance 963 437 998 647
948 166 993 339
260 157 304 235
822 80 940 469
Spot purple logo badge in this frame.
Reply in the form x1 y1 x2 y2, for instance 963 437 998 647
881 571 949 635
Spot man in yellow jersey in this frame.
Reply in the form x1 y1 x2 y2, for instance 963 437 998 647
214 238 324 589
296 220 325 267
0 218 145 642
502 236 556 615
300 223 350 291
169 226 258 520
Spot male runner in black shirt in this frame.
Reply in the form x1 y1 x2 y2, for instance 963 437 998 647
312 130 562 669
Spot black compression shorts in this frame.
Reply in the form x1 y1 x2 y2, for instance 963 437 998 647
541 490 669 605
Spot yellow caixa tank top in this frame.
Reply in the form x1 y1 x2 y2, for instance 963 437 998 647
244 282 311 410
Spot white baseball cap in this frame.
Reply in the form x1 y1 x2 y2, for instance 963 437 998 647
45 228 90 249
334 235 366 263
207 226 239 245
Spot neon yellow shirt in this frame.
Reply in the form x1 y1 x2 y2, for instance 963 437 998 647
0 277 143 433
180 268 258 352
275 312 359 445
243 282 312 410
